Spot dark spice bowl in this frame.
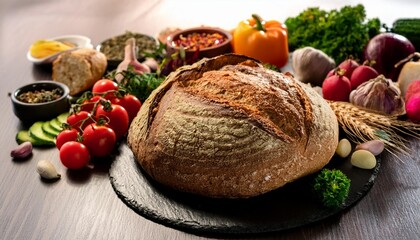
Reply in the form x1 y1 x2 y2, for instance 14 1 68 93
10 81 70 124
166 26 233 59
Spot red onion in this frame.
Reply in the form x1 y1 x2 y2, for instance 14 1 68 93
364 32 415 81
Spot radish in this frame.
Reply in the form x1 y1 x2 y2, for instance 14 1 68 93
338 58 360 79
350 61 379 90
322 70 352 102
406 94 420 123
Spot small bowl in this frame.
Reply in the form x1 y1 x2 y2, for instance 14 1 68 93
27 35 93 65
11 81 71 124
166 27 232 59
96 32 159 69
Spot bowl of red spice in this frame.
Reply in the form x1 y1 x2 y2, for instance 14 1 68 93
10 81 70 124
166 26 232 60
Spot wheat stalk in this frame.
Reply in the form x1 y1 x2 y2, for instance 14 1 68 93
328 101 420 158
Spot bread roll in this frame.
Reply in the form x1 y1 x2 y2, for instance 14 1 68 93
52 48 107 95
128 54 339 198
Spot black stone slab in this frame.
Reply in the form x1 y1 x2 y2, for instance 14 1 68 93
109 143 380 235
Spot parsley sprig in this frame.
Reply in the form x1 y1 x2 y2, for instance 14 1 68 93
285 4 381 63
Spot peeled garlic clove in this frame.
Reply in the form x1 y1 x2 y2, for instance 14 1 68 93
36 160 61 180
355 140 385 156
350 150 377 169
336 138 352 158
349 75 406 116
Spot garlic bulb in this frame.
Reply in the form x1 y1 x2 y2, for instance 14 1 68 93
115 38 151 82
292 47 335 86
349 75 405 116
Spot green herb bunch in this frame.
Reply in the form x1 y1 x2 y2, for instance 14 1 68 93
107 67 165 102
313 168 351 208
285 4 381 63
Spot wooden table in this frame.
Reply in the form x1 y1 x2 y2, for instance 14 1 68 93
1 1 419 239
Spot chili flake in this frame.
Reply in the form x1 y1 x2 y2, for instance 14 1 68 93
173 32 227 51
17 88 63 103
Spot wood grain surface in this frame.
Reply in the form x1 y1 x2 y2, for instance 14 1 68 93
1 1 419 239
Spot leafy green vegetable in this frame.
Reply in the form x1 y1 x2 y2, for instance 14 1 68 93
285 4 381 63
313 168 351 208
107 67 165 102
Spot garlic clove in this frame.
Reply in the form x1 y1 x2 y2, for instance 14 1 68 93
11 141 33 159
36 160 61 180
355 140 385 156
351 150 377 169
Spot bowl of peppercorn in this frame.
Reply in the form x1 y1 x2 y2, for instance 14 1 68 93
10 81 70 124
166 26 233 60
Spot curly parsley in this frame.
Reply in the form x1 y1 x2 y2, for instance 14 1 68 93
285 4 381 63
313 168 351 208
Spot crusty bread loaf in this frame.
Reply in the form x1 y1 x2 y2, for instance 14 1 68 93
127 54 339 198
52 48 107 95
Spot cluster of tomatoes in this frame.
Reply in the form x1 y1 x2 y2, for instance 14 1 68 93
56 79 142 169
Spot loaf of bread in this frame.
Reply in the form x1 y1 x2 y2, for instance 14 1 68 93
127 54 339 198
52 48 107 95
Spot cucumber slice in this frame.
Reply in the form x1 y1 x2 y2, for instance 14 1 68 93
42 121 60 137
57 112 69 124
50 118 63 132
16 130 53 147
16 130 36 144
29 122 55 146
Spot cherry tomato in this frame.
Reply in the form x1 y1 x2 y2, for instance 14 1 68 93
111 94 142 122
82 123 116 157
56 128 79 150
80 95 103 113
110 97 120 104
67 111 95 132
59 141 90 169
92 79 118 100
95 104 129 140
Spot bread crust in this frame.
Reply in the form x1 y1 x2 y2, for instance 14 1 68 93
52 48 107 95
128 54 338 198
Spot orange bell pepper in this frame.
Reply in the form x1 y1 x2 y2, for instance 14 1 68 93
233 14 289 68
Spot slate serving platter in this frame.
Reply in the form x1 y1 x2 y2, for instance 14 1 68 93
109 143 381 235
